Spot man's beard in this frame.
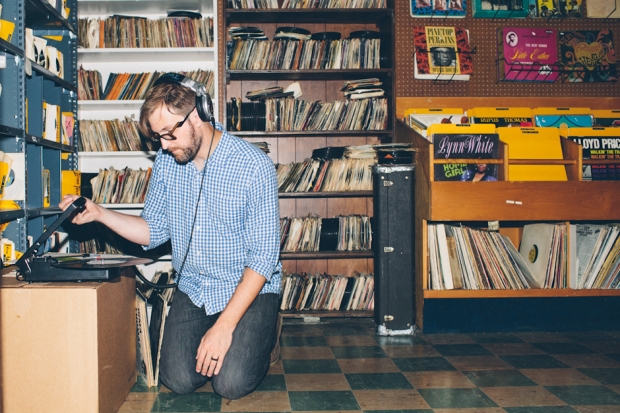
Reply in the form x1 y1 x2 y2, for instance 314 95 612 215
168 123 201 165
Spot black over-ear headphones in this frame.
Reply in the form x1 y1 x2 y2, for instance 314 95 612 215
152 73 214 124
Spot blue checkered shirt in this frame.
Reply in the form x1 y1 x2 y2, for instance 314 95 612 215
141 122 282 315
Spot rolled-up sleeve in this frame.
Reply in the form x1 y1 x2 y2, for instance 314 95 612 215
243 158 280 281
140 156 171 250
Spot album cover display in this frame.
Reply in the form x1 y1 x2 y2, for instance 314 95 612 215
469 106 533 127
559 29 617 83
472 0 529 18
430 125 500 181
497 27 558 82
405 107 466 138
410 0 466 18
413 26 473 81
566 128 620 181
537 0 582 18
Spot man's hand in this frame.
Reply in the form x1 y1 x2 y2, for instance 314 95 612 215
195 323 234 377
59 195 102 225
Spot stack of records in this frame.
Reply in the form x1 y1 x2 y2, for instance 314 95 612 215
274 27 311 40
228 26 266 40
279 271 374 312
227 27 266 68
310 32 341 69
312 146 346 160
348 30 386 68
344 144 376 159
246 86 294 101
427 223 538 291
573 223 620 289
249 141 270 154
374 143 416 165
227 98 266 131
341 78 384 100
279 214 372 252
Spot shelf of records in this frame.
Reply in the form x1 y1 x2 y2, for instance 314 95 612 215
20 27 74 85
227 27 386 71
227 0 388 9
77 69 215 101
227 96 388 132
279 214 372 254
277 157 373 192
25 0 75 32
78 143 386 205
1 94 75 149
81 167 152 205
77 15 214 49
279 271 374 314
425 221 620 296
78 117 158 152
276 144 384 193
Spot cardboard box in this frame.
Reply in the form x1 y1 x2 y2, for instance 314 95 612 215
1 273 136 413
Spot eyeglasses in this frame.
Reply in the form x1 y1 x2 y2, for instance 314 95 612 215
149 107 195 142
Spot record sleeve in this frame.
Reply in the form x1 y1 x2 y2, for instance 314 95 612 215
519 223 555 287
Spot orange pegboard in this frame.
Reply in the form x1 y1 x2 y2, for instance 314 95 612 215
395 0 620 98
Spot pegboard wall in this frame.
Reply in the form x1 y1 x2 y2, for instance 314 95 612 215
395 0 620 99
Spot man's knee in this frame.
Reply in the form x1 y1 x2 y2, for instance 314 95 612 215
211 370 263 400
160 367 207 395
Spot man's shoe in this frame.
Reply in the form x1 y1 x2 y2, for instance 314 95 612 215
270 339 280 365
270 313 283 365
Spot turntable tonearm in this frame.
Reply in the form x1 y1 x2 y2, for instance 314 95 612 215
15 197 151 282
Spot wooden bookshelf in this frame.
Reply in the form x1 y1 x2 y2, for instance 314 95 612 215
221 2 396 316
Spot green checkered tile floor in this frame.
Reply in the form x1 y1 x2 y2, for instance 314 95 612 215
119 318 620 413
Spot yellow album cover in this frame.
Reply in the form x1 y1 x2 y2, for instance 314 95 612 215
427 123 496 136
0 152 13 200
469 107 533 127
62 170 81 197
592 110 620 127
405 108 466 138
498 127 568 181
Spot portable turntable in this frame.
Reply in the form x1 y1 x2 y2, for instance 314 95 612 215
15 196 152 282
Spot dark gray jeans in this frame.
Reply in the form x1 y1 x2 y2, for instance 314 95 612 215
158 290 280 399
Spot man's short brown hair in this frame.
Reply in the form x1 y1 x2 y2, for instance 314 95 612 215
139 82 196 138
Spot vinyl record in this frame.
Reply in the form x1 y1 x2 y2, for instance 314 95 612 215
348 30 382 39
229 26 263 34
168 11 202 18
319 218 339 251
311 32 341 41
312 146 346 160
52 256 153 269
275 27 311 35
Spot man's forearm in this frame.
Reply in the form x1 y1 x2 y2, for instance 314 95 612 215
216 268 267 331
97 207 151 246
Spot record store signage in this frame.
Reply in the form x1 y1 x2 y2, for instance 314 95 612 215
433 134 500 159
